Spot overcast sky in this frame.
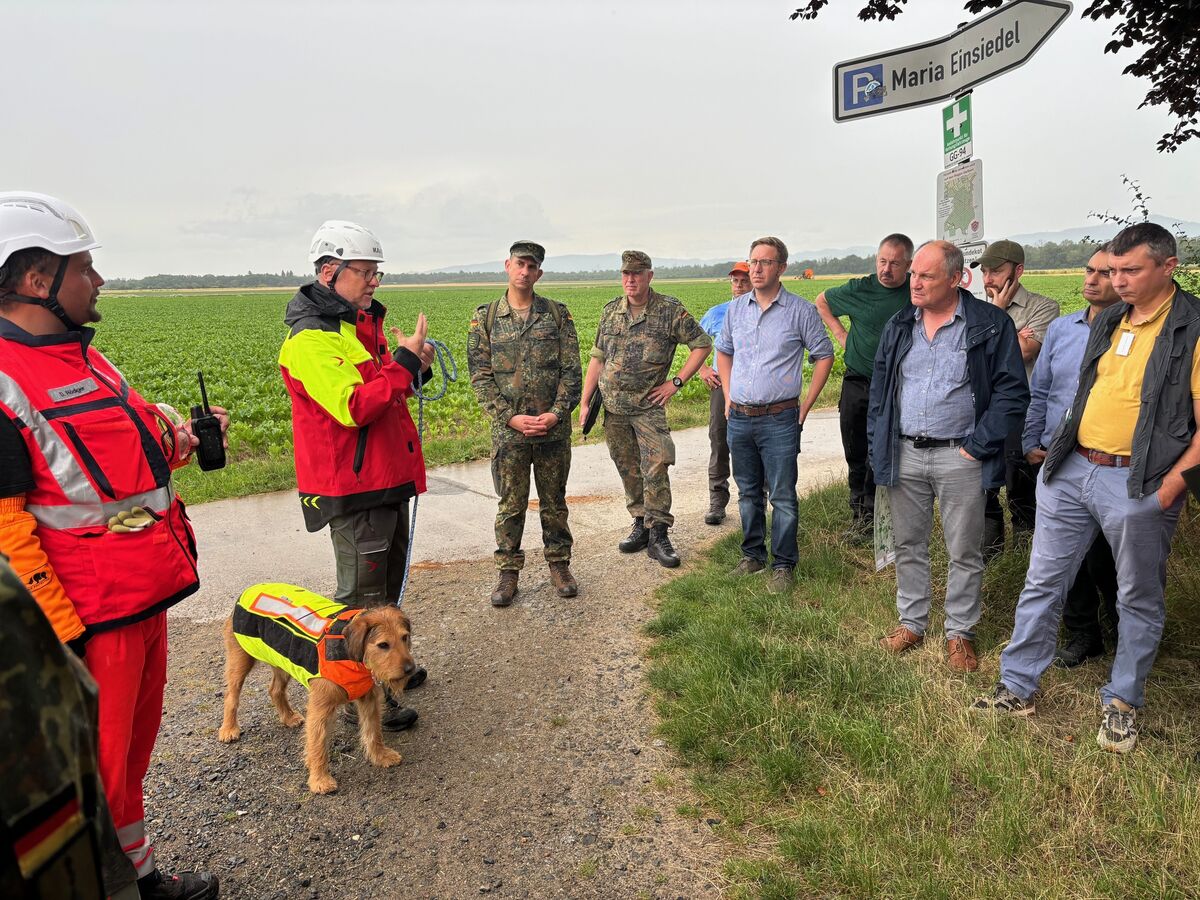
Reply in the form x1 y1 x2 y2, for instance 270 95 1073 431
8 0 1198 277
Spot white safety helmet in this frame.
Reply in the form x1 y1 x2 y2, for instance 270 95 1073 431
308 220 384 264
0 191 101 270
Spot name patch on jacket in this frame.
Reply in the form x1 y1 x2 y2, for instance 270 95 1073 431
47 378 100 403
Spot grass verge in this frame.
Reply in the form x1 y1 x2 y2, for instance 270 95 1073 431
646 484 1200 898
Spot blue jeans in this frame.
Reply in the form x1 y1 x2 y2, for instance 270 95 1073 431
727 408 799 569
999 451 1183 708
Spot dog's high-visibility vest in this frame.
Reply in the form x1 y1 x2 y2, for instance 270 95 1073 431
232 583 376 701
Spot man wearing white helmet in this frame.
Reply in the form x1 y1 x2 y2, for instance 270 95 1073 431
0 193 224 900
279 220 433 731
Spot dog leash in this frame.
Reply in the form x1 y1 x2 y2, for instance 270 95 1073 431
396 337 457 607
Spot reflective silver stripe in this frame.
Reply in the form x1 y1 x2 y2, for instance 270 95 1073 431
0 370 100 505
27 484 174 529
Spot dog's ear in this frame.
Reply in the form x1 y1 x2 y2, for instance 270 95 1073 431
344 613 378 662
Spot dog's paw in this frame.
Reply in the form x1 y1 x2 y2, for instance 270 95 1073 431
308 774 338 794
281 712 304 728
370 748 403 768
217 725 242 743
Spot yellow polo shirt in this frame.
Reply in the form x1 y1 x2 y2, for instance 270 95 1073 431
1077 292 1200 455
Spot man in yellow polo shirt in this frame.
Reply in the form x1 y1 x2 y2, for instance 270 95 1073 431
972 223 1200 754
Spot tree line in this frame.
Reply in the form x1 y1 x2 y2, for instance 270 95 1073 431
105 238 1153 291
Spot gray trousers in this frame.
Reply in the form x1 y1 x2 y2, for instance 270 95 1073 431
888 441 986 640
328 502 410 606
708 386 730 508
999 451 1183 708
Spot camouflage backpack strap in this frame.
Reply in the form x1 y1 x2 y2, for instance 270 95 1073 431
485 296 563 335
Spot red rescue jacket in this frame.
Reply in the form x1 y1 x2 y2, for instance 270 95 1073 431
278 283 427 531
0 322 199 633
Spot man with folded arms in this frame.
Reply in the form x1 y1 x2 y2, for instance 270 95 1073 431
815 233 913 544
715 237 834 595
972 223 1200 754
868 240 1026 673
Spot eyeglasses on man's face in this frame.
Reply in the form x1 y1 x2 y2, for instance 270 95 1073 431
748 258 780 269
344 264 384 283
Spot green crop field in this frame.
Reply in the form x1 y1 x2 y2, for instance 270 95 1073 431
96 274 1088 503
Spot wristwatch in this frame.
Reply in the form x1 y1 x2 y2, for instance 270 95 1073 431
671 376 684 389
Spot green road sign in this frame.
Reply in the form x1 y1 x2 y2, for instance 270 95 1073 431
943 95 973 167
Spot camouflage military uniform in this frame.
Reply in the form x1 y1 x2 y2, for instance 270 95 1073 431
468 293 582 570
0 557 139 900
591 289 711 527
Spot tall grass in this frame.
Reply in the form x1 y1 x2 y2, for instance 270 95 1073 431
647 486 1200 898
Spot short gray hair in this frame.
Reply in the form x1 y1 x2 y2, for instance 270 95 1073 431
918 240 964 280
879 233 914 260
1110 222 1177 264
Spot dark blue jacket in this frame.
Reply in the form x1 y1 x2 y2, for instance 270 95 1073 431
867 288 1029 489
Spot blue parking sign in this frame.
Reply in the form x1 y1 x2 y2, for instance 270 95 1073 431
843 65 885 110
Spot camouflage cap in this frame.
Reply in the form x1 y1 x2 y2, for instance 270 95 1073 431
509 240 546 265
971 239 1025 269
621 250 652 272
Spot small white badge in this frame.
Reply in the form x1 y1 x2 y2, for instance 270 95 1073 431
1115 331 1135 357
47 378 100 402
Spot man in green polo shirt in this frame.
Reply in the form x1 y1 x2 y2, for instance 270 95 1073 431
815 233 913 543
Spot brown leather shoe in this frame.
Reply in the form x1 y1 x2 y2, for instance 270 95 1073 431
879 626 923 654
490 570 519 607
548 561 578 598
946 636 978 673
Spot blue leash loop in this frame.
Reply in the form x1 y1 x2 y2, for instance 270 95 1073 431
396 338 457 606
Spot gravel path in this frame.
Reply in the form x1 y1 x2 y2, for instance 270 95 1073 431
148 417 847 899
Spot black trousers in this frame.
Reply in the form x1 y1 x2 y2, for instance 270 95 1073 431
984 428 1038 532
1062 532 1120 644
839 373 874 523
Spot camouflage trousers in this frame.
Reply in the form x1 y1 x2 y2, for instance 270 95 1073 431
492 439 573 570
604 406 676 527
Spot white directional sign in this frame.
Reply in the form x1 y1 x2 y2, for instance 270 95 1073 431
937 159 984 244
833 0 1072 122
943 96 973 168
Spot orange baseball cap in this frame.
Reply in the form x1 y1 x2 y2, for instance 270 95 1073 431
728 261 750 275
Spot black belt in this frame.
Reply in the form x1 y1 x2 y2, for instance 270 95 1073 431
729 398 798 417
902 435 966 449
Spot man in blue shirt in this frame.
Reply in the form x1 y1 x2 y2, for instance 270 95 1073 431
715 237 835 594
868 241 1027 673
698 261 752 525
1021 246 1121 667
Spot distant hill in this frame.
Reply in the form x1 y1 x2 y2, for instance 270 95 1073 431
1011 214 1200 246
102 217 1198 290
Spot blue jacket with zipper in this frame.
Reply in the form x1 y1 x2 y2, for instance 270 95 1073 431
867 288 1029 489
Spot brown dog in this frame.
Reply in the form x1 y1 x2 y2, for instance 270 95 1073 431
217 583 416 794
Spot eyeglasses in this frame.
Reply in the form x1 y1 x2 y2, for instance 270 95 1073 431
748 259 780 268
344 265 383 283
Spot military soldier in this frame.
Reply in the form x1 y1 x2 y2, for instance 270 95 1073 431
579 250 712 568
468 241 582 607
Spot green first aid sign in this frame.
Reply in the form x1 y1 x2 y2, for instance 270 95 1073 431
943 95 973 167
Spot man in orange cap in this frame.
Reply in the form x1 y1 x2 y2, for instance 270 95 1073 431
697 262 753 524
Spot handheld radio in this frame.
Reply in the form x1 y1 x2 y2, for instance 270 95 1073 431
190 372 226 471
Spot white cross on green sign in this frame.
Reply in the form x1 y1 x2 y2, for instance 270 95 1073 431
943 95 973 168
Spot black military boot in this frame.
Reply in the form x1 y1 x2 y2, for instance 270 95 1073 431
618 517 649 553
646 523 680 568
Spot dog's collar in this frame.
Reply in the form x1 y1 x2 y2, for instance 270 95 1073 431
320 608 388 686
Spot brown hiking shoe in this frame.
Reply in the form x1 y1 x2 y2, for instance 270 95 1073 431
945 637 978 673
879 626 923 654
549 561 578 598
490 570 519 607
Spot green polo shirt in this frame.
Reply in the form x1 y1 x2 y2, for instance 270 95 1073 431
825 274 912 377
